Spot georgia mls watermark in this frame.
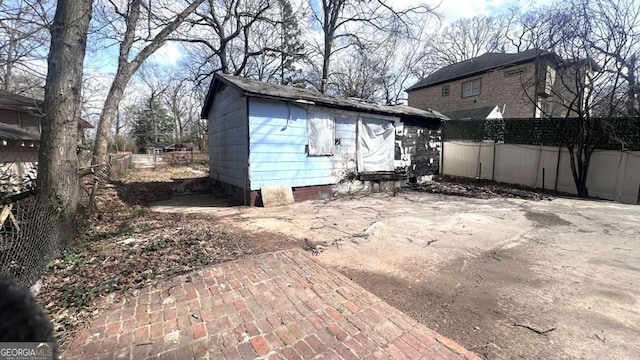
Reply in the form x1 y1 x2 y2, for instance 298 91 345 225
0 343 53 360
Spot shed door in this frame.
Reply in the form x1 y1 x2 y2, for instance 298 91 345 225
357 117 395 172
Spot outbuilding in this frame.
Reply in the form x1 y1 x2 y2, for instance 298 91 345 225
201 74 446 205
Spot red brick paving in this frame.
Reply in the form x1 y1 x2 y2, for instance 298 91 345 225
63 250 476 359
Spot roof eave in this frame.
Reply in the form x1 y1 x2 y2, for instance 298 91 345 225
241 91 444 122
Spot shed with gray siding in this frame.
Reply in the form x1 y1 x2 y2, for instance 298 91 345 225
201 74 446 205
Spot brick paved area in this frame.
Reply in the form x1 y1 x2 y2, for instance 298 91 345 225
63 250 479 359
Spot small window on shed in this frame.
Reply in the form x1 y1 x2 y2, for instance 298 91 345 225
308 111 335 156
441 85 450 97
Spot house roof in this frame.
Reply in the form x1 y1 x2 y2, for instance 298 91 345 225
201 74 448 123
444 106 499 120
407 49 557 92
0 89 94 129
0 122 41 141
0 89 41 111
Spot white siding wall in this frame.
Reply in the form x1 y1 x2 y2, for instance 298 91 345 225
248 99 360 190
442 141 640 203
207 86 248 188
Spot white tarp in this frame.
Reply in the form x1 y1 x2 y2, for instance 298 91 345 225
357 117 395 172
308 111 335 155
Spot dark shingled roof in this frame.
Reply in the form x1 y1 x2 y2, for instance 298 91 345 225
444 106 500 120
0 89 41 110
202 73 448 123
0 89 94 129
407 49 556 92
0 122 40 141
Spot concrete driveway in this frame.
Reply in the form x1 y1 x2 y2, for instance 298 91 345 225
151 191 640 359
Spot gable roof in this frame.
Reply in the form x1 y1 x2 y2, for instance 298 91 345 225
0 89 41 111
0 89 94 129
444 106 501 120
407 49 557 92
202 74 448 123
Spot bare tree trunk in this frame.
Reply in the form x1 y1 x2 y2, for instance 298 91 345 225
94 67 132 161
38 0 93 235
3 38 16 91
92 0 205 165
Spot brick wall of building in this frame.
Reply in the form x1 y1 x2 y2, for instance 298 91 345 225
292 185 332 202
408 63 540 118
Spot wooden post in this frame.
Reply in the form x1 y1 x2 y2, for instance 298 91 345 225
542 168 546 190
492 139 497 181
554 145 562 191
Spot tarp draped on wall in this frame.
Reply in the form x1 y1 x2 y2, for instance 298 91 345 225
308 111 335 156
357 117 395 172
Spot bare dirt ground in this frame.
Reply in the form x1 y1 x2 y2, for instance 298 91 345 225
152 185 640 359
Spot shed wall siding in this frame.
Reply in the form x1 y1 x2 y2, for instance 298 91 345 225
248 98 359 190
208 86 248 188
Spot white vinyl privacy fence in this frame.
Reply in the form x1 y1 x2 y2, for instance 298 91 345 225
441 141 640 204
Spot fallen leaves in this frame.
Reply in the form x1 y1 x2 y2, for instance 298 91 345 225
36 166 258 348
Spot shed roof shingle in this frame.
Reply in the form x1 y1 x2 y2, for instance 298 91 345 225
202 74 448 123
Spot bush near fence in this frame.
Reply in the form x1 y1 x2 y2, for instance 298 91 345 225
443 117 640 150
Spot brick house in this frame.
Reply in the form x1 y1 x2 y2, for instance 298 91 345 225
407 49 583 119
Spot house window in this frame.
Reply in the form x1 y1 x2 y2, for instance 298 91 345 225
536 100 551 118
505 68 525 77
19 112 40 133
308 112 335 156
441 85 450 97
462 79 481 97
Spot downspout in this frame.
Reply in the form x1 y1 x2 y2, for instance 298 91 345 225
533 58 541 118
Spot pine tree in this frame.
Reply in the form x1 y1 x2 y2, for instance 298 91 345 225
132 97 175 153
277 0 304 86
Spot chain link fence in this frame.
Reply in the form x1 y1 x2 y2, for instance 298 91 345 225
0 163 91 288
0 151 208 288
0 196 70 286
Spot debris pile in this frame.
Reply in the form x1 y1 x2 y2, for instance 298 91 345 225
413 176 555 201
